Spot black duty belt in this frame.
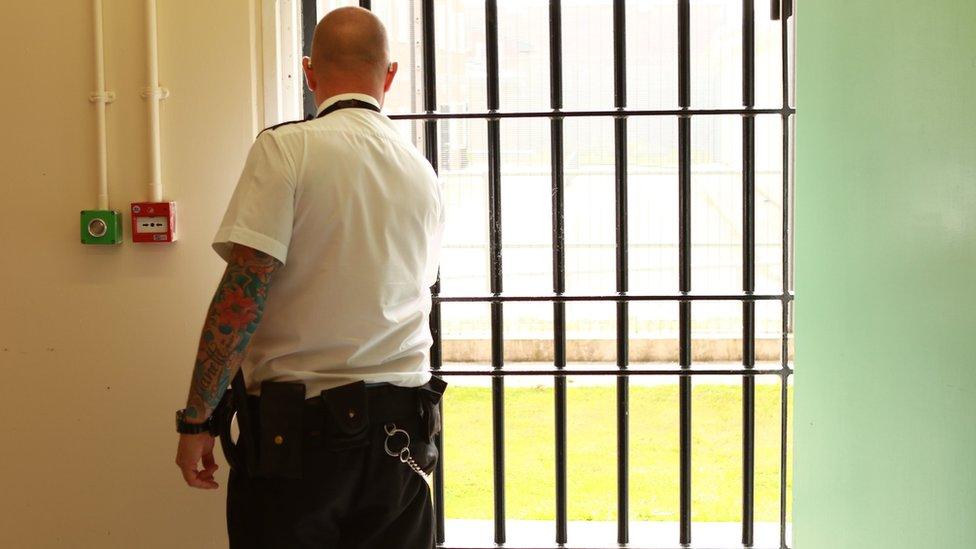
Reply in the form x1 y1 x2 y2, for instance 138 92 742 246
245 382 432 444
218 374 446 479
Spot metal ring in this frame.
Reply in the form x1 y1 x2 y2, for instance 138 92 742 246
399 447 411 463
383 426 411 458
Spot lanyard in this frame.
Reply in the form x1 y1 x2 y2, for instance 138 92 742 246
315 99 381 119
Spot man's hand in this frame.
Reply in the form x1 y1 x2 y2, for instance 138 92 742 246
176 433 220 490
176 244 282 490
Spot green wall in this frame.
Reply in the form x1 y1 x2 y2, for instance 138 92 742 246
794 1 976 547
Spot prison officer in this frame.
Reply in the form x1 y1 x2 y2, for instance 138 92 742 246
173 7 446 548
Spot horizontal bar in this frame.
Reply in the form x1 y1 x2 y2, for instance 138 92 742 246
435 293 792 303
435 368 791 377
444 242 785 251
439 545 785 549
390 107 793 121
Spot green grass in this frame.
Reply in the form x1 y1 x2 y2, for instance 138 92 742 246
440 383 793 522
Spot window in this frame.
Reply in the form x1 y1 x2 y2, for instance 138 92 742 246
299 1 794 547
261 0 305 126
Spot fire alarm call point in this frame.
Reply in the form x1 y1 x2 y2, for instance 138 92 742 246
130 202 177 243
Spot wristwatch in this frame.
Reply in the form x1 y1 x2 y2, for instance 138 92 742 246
175 409 214 435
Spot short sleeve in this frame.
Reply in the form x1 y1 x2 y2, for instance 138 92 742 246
213 131 297 264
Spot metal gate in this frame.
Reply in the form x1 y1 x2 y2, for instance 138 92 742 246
302 1 795 547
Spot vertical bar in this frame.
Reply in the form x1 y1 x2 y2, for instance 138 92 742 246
772 0 794 20
550 1 563 112
615 338 630 546
301 0 317 119
677 1 692 545
429 276 445 543
549 1 568 545
419 1 444 544
780 335 791 549
743 0 755 110
742 116 757 547
421 0 437 115
743 375 757 548
359 0 371 10
485 1 505 545
678 302 692 547
678 0 690 109
490 303 505 545
486 0 500 114
553 302 568 544
613 0 626 110
742 1 757 546
780 5 793 548
612 1 629 544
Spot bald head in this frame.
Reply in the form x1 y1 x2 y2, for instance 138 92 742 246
310 7 390 84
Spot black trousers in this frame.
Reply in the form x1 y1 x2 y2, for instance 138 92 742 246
225 384 438 549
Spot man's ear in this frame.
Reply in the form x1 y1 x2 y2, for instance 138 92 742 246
302 56 317 92
383 62 398 93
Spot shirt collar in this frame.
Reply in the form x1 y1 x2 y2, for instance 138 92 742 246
315 93 382 116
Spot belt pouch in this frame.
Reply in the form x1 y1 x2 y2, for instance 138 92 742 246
258 381 306 479
322 382 370 451
214 390 243 473
414 377 448 474
418 377 448 442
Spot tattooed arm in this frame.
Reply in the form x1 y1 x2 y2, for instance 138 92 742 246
184 243 283 421
176 243 282 490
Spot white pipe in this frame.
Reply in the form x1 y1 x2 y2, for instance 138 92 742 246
93 0 109 210
145 0 163 203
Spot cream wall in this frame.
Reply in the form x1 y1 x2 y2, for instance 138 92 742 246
0 1 262 546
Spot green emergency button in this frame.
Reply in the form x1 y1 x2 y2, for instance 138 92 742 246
80 210 122 245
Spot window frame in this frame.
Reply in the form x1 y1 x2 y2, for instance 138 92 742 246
260 0 305 127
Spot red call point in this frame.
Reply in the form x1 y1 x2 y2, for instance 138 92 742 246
130 202 177 243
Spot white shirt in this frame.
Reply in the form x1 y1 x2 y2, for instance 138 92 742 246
213 93 444 396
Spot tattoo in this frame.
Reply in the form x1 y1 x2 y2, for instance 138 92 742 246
184 244 282 420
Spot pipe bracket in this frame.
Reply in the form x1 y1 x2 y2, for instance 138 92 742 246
89 91 117 104
141 86 170 100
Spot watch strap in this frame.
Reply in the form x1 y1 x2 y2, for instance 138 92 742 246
176 409 213 435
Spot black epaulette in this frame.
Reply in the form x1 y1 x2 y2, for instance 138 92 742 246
257 114 313 137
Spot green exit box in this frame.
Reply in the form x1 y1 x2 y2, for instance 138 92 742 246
80 210 122 245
